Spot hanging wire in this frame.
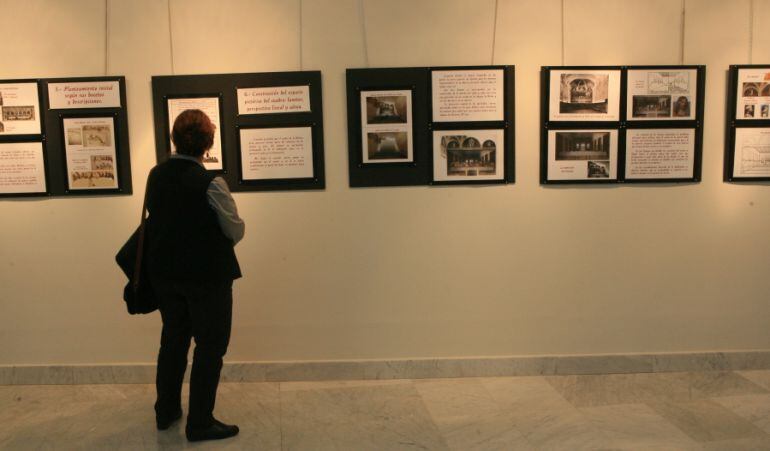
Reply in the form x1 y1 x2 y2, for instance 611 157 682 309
167 0 176 74
748 0 754 63
104 0 110 75
490 0 499 65
359 0 370 67
680 0 686 64
298 0 303 70
561 0 566 65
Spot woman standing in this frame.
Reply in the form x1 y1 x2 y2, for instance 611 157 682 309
145 109 244 442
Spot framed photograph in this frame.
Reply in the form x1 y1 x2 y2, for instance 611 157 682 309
548 69 621 121
238 126 314 181
627 69 698 121
432 129 504 182
431 68 505 122
545 129 618 181
625 128 696 180
360 89 413 163
730 127 770 179
734 67 770 120
166 95 224 171
0 81 41 135
61 115 119 190
0 141 47 195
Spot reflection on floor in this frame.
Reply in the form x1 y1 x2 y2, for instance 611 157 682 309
3 370 770 450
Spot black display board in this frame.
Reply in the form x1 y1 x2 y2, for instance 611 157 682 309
346 65 515 187
724 64 770 182
540 65 705 184
0 76 132 198
151 71 325 192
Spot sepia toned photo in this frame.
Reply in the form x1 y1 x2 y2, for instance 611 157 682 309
672 96 691 117
366 95 408 124
742 82 770 97
67 128 83 146
762 105 769 118
555 131 610 161
366 131 409 160
587 161 610 178
70 170 116 188
559 74 609 114
83 124 112 147
92 155 114 170
440 135 496 176
745 105 755 118
2 105 35 121
632 95 672 118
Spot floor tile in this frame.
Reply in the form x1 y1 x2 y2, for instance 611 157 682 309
579 402 699 449
280 381 449 451
677 371 768 398
738 370 770 390
648 398 769 443
545 372 697 407
712 393 770 434
416 378 534 450
479 377 611 450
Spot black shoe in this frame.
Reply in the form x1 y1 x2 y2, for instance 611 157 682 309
156 409 183 430
185 419 239 442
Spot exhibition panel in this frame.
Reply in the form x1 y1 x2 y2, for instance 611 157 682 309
724 65 770 181
151 71 325 192
0 76 132 197
540 65 705 184
347 65 515 187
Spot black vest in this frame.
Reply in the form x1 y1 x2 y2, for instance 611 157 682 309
145 158 241 283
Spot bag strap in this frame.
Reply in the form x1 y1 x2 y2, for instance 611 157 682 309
132 176 151 291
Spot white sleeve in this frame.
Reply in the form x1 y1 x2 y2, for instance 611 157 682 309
207 177 245 245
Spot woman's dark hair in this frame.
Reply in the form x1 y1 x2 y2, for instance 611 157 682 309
171 109 214 157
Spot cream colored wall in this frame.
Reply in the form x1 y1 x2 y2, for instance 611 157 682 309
1 0 768 365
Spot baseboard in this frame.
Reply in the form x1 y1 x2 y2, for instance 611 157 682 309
2 350 770 385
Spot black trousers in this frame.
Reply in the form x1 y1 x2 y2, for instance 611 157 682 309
152 278 233 428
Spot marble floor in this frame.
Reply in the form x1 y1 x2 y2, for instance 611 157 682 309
3 370 770 450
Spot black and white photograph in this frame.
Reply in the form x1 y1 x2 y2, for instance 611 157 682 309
365 95 408 124
366 132 409 161
360 89 413 164
433 129 505 182
559 74 609 114
745 105 755 118
632 95 671 118
555 131 610 161
627 68 698 121
548 69 621 121
762 105 769 118
546 129 618 181
444 135 496 176
587 161 610 178
0 82 41 134
2 105 35 121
